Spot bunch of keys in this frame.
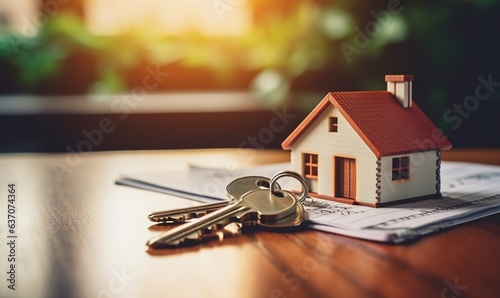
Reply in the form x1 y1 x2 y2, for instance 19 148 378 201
146 171 310 249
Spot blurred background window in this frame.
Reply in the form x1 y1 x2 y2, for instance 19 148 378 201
0 0 499 151
85 0 251 36
0 1 38 35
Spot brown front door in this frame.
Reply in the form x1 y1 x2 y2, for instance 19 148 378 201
335 157 356 199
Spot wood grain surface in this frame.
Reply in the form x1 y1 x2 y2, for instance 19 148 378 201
0 148 499 298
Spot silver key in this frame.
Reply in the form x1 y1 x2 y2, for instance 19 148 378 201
146 188 298 248
148 176 279 223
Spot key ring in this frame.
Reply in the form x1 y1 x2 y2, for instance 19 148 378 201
269 171 313 205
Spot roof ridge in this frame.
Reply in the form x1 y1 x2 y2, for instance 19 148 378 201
330 90 388 94
282 91 452 155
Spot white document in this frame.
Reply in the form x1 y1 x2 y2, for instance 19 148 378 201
116 161 500 243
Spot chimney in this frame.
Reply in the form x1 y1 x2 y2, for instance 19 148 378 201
385 74 414 108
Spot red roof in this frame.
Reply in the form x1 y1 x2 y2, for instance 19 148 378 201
282 91 452 157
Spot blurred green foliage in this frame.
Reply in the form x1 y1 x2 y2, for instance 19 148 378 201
1 0 499 148
0 0 499 111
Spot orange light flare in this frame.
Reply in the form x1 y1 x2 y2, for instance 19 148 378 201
85 0 252 36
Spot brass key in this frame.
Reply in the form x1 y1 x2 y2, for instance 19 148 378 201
226 175 280 200
148 201 232 223
146 188 299 248
148 176 279 223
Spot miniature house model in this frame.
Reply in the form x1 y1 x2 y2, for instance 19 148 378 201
282 75 452 207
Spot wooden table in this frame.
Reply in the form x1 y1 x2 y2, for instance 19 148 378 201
0 149 499 298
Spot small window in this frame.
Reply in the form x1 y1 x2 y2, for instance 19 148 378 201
392 156 410 180
303 153 319 179
329 117 338 132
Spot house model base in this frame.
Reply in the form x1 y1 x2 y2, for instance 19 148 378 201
282 75 452 207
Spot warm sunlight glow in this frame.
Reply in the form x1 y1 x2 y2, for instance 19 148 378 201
85 0 251 36
0 0 37 36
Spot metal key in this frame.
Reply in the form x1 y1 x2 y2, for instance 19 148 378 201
165 191 306 248
146 188 299 248
148 176 279 223
249 191 307 229
148 201 232 223
226 175 280 200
